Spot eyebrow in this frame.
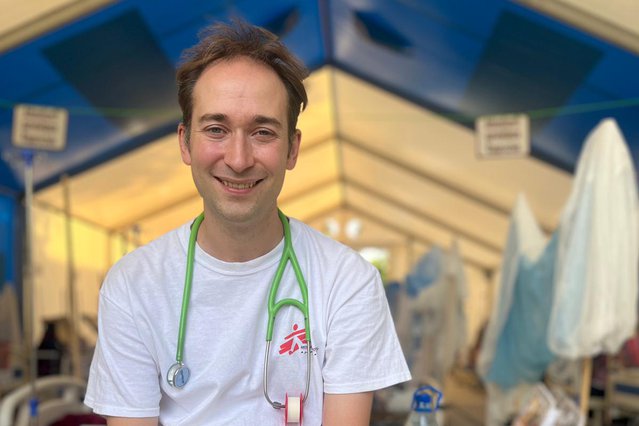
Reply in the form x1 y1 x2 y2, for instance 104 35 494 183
253 115 282 129
198 113 227 125
197 113 282 128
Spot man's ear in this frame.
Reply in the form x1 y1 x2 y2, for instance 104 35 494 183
178 123 192 165
287 129 302 170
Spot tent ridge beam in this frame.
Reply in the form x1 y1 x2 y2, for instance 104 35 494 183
340 135 555 235
33 199 113 232
296 204 344 225
0 0 115 54
112 191 200 232
340 136 512 217
279 176 340 205
346 179 502 254
346 203 493 273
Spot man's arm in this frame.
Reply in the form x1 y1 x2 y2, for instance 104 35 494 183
106 417 159 426
322 392 373 426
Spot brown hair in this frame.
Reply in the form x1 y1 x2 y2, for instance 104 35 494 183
176 20 309 146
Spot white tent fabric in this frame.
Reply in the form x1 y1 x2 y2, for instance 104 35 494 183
549 118 639 358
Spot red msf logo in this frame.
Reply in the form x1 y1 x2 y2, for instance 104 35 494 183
279 324 307 355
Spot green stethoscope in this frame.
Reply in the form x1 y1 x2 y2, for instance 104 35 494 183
166 210 312 418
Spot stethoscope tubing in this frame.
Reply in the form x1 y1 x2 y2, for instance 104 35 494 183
266 210 311 341
264 210 312 407
169 210 312 411
175 212 204 363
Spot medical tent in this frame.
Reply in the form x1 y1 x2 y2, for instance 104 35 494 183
0 0 637 389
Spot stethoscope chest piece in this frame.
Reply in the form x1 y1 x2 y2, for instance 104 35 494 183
167 362 190 388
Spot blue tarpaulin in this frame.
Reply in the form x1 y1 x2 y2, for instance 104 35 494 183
0 194 16 290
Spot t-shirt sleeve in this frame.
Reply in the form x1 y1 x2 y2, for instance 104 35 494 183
84 268 161 417
322 256 411 394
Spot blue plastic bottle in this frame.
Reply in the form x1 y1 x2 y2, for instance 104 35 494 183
404 385 442 426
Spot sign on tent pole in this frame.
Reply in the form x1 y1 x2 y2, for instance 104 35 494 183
475 113 529 159
12 104 68 151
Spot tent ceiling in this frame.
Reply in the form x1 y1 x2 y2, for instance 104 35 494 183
34 67 573 272
2 0 638 275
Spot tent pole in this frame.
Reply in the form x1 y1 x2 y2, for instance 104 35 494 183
579 357 593 419
21 150 38 425
62 175 81 379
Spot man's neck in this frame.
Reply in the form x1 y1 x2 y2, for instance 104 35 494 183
196 210 284 262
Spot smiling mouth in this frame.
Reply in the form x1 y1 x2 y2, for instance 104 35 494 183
219 179 260 190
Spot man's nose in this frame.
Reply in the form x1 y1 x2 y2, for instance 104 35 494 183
224 134 254 172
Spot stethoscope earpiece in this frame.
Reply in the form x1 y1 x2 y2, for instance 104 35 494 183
167 362 190 388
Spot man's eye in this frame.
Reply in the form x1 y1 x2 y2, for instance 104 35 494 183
255 129 275 137
206 127 224 134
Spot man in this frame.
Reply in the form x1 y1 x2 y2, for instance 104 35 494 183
84 20 410 425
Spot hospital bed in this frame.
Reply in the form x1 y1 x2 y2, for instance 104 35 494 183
0 375 90 426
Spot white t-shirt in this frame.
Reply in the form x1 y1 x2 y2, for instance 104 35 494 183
85 217 410 425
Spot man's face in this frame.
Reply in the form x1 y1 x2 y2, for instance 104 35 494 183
179 57 300 226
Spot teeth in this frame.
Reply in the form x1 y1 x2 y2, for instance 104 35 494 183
222 180 256 189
